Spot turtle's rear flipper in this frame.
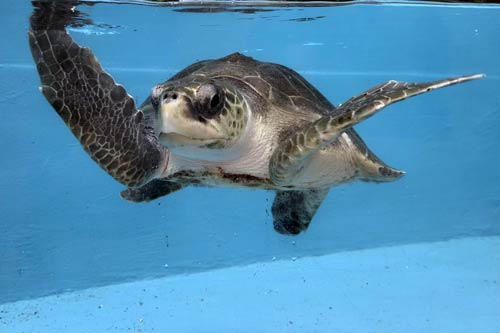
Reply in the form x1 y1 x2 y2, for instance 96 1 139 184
270 74 484 186
28 2 167 187
121 180 184 203
272 188 329 235
346 129 405 183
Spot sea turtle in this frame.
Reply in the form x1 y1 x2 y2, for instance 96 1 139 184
28 4 483 235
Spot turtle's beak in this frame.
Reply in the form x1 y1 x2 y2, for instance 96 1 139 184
152 88 224 148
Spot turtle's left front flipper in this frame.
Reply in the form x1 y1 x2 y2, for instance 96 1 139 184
272 188 329 235
270 74 484 186
28 2 168 187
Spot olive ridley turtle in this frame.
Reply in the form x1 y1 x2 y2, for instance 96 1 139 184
28 5 483 235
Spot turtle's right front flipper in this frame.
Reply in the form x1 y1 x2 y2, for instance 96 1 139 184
28 2 167 187
121 180 184 203
269 74 484 186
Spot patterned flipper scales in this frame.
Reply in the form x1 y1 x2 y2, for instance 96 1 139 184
28 3 167 187
269 74 484 185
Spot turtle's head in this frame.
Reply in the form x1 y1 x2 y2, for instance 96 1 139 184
151 80 249 159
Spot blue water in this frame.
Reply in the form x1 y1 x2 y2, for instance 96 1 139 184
1 0 499 331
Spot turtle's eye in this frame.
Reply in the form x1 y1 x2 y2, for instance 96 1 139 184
196 83 224 118
210 93 220 109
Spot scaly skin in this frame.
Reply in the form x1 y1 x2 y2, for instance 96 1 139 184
269 75 484 186
28 3 168 187
27 1 484 235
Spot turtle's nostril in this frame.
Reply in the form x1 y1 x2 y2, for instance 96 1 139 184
161 91 179 103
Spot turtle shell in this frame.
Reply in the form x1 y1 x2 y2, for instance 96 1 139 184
165 52 335 119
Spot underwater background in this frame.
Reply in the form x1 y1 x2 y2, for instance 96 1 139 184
1 0 499 331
